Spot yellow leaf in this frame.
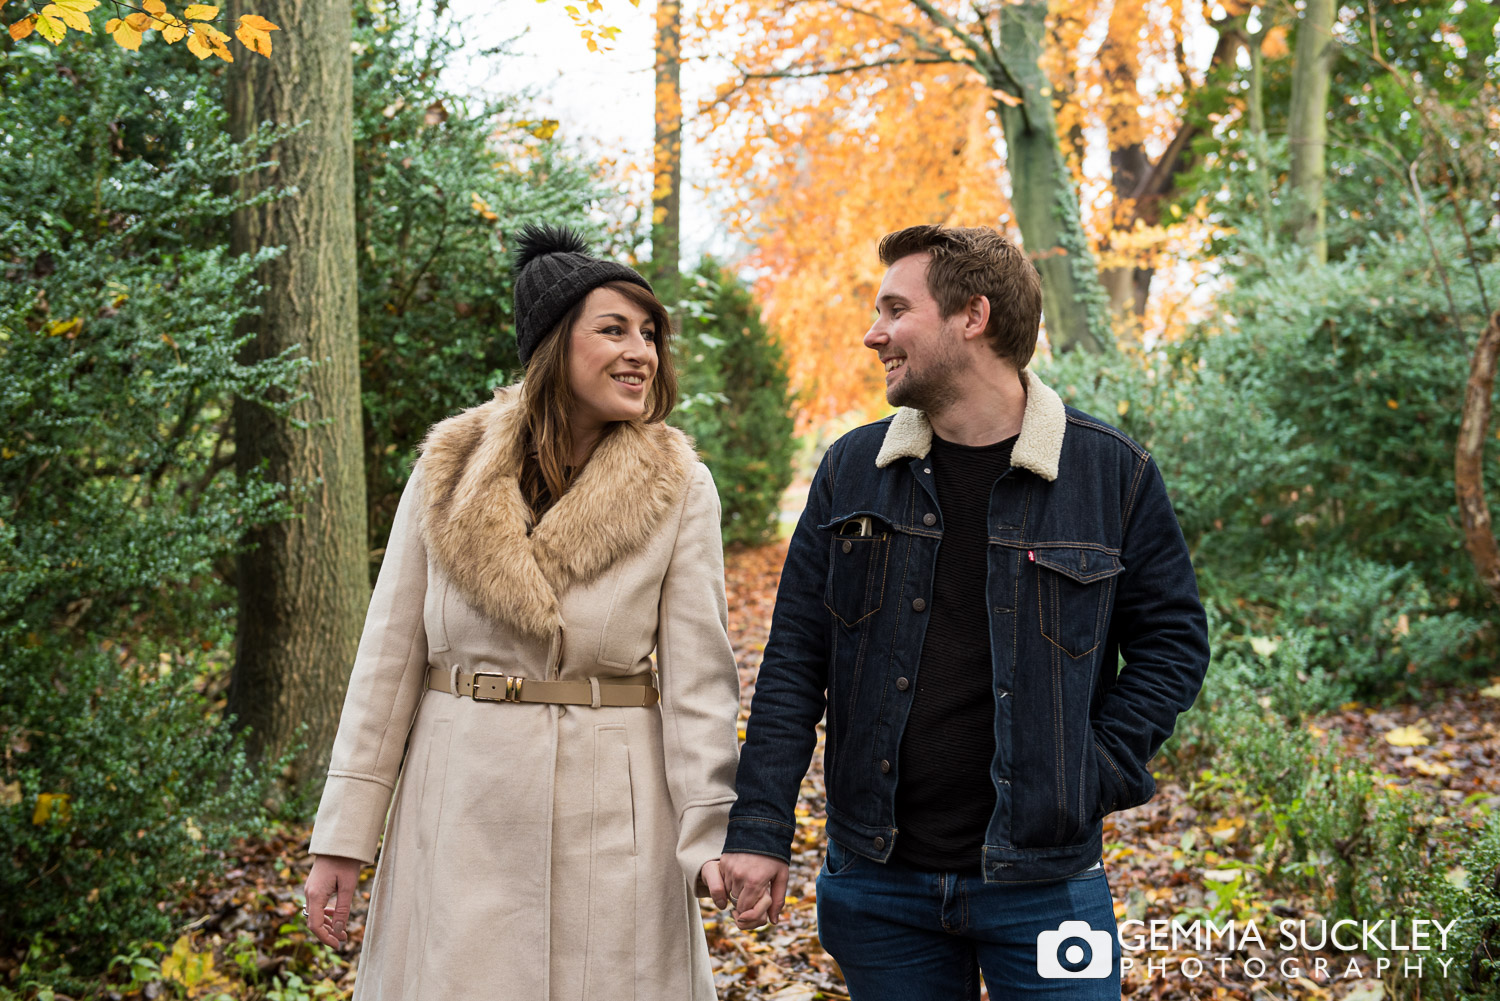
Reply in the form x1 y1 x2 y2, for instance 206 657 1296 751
1249 635 1279 657
9 15 35 40
185 28 210 56
235 22 270 54
526 118 559 139
1387 398 1399 409
124 11 151 29
43 3 90 31
194 22 227 44
142 0 166 11
32 792 72 825
183 3 218 18
1261 25 1290 59
1116 400 1129 416
586 36 598 51
1384 725 1429 747
237 12 277 30
110 19 142 48
0 781 20 807
1408 757 1452 778
1479 683 1500 698
161 17 185 41
211 40 232 60
54 0 101 10
33 10 65 42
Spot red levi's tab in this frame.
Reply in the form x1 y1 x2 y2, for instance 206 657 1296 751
1028 550 1035 561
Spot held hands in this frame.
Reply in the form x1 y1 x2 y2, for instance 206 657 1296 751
716 852 790 930
304 854 363 949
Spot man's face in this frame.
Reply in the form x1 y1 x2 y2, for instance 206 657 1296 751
863 252 965 413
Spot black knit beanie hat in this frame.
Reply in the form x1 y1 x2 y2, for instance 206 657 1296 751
511 224 654 366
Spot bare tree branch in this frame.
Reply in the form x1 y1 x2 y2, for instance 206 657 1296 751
740 55 955 80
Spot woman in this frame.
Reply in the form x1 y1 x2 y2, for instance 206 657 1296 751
302 225 741 1000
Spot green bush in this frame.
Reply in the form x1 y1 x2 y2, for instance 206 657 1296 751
671 261 797 546
0 641 276 972
1042 217 1499 699
0 35 289 971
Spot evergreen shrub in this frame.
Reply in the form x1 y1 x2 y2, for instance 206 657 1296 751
671 261 797 546
1042 223 1499 699
0 37 288 970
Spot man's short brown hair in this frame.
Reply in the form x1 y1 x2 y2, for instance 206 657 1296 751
878 224 1042 369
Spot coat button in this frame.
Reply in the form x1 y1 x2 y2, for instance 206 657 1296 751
912 598 927 612
873 837 886 850
923 513 937 526
842 540 853 554
896 676 910 691
880 759 891 773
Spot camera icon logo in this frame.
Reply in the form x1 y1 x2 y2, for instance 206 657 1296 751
1035 920 1114 979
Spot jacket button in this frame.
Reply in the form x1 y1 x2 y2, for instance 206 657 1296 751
842 540 853 554
880 759 891 773
912 598 927 612
923 513 937 526
896 676 910 691
873 837 886 850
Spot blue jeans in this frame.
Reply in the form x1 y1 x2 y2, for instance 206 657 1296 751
816 840 1121 1000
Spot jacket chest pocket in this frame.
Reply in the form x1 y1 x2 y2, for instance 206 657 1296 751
823 515 892 628
1033 547 1124 659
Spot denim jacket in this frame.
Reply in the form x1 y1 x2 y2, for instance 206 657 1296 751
725 370 1211 883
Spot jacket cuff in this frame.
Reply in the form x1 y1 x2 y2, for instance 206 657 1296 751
307 772 393 864
723 816 795 863
677 800 734 894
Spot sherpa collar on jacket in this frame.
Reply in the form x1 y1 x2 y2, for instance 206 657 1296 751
415 386 698 639
873 368 1066 481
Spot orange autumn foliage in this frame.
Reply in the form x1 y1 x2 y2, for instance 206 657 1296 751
695 0 1222 429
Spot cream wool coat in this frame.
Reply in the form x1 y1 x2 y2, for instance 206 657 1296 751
309 387 741 1001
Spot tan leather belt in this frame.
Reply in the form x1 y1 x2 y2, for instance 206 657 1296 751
426 667 659 708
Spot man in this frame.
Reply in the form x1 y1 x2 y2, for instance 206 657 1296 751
719 225 1210 999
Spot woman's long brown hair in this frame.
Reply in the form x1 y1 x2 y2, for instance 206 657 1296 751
518 280 677 522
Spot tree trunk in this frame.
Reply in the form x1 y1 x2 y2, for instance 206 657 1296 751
652 0 683 291
990 0 1112 354
1287 0 1335 261
1101 143 1153 319
1246 27 1274 239
226 0 367 797
1455 310 1500 605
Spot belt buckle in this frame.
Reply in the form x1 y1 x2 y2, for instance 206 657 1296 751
471 673 523 702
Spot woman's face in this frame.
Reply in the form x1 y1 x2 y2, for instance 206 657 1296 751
566 285 659 434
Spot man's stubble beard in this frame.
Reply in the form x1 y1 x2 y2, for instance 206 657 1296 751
886 324 965 416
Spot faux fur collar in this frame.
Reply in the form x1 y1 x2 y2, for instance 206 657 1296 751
874 369 1067 481
416 386 698 639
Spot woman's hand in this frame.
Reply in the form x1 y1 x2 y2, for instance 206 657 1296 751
304 854 363 948
699 858 730 909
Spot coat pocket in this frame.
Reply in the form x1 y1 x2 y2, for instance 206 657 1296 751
591 724 637 858
1034 547 1124 659
822 514 892 628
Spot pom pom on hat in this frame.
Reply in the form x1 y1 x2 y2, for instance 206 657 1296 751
512 224 590 272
